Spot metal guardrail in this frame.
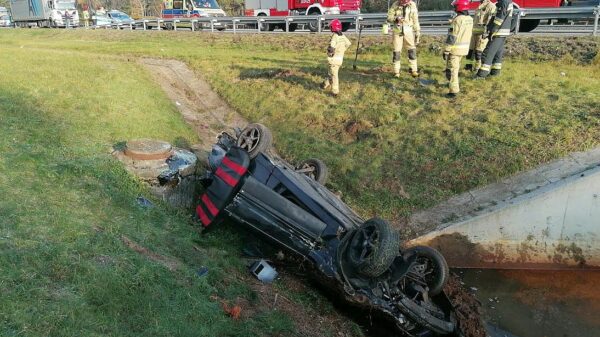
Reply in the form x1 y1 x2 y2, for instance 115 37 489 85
124 6 599 36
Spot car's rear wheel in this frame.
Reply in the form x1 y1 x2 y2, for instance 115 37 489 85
346 218 400 277
296 158 328 184
403 245 449 296
236 123 273 158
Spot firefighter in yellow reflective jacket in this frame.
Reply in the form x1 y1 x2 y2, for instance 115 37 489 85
386 0 421 78
322 19 352 96
443 0 473 98
476 0 514 78
466 0 496 72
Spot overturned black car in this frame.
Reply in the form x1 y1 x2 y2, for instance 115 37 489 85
196 123 458 336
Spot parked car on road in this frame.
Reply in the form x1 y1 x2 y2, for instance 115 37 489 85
93 10 135 28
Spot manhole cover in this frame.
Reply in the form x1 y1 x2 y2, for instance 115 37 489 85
124 139 173 160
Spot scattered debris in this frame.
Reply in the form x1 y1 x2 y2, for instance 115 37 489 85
222 302 242 320
196 266 209 278
470 287 478 292
418 78 436 86
136 196 154 209
250 259 278 284
444 274 487 337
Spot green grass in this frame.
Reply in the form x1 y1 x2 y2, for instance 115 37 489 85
3 30 594 221
0 46 296 336
0 29 598 336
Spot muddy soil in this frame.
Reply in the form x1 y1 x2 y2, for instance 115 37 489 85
140 58 248 151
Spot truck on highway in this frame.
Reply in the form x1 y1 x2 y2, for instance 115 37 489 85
161 0 227 30
243 0 361 32
10 0 79 28
468 0 567 32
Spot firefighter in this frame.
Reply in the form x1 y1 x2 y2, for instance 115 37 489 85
443 0 473 98
386 0 421 78
82 5 90 29
466 0 496 72
322 19 352 97
476 0 514 78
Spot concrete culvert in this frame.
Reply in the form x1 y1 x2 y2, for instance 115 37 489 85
113 139 200 209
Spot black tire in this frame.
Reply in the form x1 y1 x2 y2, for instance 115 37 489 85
236 123 273 158
296 158 328 184
164 22 173 30
216 27 226 31
288 23 297 32
193 22 201 31
518 19 539 33
403 246 449 296
268 24 276 31
346 218 400 278
307 10 320 32
341 22 351 32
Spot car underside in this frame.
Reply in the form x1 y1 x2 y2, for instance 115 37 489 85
195 123 460 336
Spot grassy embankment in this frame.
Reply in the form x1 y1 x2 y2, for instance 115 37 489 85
0 30 598 336
0 44 308 336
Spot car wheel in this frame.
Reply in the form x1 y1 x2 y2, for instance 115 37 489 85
165 22 173 30
288 23 297 32
403 245 449 296
346 218 400 278
236 123 273 158
193 22 201 31
296 158 328 184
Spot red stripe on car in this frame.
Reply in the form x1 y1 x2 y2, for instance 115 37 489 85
196 205 211 227
201 194 219 216
216 167 238 187
222 156 247 176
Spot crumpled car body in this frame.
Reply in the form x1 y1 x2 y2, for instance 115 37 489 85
197 127 459 336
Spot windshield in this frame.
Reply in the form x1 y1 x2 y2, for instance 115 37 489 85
110 12 130 19
55 1 75 9
193 0 220 9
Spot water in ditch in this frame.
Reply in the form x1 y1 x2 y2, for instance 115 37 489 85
458 269 600 337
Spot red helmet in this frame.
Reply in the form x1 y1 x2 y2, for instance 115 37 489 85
330 19 342 33
399 0 411 5
452 0 470 12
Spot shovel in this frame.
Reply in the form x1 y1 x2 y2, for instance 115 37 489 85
352 23 363 70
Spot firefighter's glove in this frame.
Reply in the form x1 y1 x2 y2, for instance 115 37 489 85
442 52 449 61
395 16 404 24
327 46 335 57
415 33 421 45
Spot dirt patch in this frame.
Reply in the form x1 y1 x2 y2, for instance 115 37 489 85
139 58 247 151
445 274 487 337
121 235 182 271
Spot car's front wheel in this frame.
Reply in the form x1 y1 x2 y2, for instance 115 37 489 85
346 218 400 277
403 245 449 296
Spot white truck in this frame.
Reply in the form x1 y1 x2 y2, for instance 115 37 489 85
10 0 79 28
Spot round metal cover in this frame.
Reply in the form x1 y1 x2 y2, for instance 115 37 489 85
124 139 173 160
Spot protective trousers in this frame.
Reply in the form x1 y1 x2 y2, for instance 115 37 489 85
392 31 417 75
446 55 462 94
467 33 488 71
477 36 506 77
324 64 341 94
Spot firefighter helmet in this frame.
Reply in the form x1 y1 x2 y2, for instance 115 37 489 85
452 0 471 12
330 19 342 33
399 0 411 5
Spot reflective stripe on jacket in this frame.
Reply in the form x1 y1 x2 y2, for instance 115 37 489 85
473 0 496 34
445 14 473 56
488 0 513 37
387 1 420 35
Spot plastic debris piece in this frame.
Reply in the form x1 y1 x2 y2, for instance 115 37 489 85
250 259 278 284
136 196 154 208
222 302 242 320
197 266 209 277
